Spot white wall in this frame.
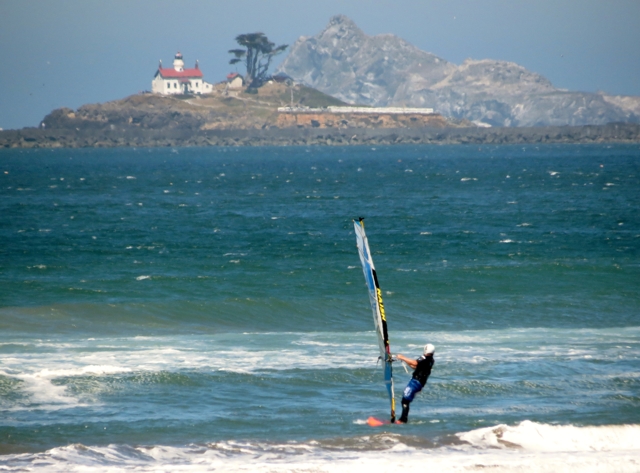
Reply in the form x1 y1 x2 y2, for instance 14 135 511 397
152 74 213 95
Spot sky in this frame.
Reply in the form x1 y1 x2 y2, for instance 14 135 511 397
1 0 639 130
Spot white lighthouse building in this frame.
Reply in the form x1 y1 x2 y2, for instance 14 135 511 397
152 52 213 95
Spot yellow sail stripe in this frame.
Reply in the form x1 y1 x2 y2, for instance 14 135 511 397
376 287 386 322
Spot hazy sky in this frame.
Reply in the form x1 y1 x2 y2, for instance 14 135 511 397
1 0 639 130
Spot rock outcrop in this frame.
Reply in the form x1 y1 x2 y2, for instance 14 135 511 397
277 15 640 127
35 83 460 135
1 81 473 148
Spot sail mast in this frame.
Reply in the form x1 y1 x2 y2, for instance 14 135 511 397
354 218 396 423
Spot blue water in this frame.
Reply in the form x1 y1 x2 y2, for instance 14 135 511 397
0 144 639 472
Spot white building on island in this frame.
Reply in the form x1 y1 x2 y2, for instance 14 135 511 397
152 52 213 95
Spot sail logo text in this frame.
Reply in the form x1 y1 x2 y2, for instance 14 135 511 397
376 288 386 321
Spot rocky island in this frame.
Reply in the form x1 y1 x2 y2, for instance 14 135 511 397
2 81 639 148
2 14 640 149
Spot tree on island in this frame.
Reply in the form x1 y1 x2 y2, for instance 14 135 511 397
229 33 288 89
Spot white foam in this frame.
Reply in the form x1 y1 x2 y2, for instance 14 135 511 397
458 420 640 452
6 372 74 408
3 426 640 473
38 365 132 377
1 327 637 413
0 364 132 411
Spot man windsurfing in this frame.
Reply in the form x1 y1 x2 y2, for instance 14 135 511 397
394 343 435 423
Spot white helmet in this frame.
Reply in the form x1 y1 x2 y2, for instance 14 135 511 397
424 343 435 355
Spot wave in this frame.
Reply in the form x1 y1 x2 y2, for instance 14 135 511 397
0 297 368 335
458 420 640 452
1 326 638 416
1 422 638 472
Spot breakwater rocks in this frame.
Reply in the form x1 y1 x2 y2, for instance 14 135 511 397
2 122 639 148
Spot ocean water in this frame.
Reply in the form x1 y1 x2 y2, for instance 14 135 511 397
0 143 639 472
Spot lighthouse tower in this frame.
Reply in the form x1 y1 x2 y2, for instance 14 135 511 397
173 52 185 72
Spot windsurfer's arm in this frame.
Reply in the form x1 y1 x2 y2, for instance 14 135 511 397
396 354 417 369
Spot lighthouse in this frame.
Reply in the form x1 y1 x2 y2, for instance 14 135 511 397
151 52 213 95
173 52 184 72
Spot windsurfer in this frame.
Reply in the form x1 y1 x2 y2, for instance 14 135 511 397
395 344 435 423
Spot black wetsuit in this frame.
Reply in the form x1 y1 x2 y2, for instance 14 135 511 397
412 354 434 386
399 354 434 423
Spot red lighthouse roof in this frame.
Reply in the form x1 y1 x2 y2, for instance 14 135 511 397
156 67 203 79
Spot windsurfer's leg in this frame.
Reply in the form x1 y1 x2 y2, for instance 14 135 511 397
399 379 422 423
399 400 410 423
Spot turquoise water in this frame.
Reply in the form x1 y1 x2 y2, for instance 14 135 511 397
1 144 639 472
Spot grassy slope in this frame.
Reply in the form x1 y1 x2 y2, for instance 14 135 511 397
76 82 349 130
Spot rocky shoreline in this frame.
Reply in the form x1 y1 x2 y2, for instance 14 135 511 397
2 122 639 149
2 90 639 149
